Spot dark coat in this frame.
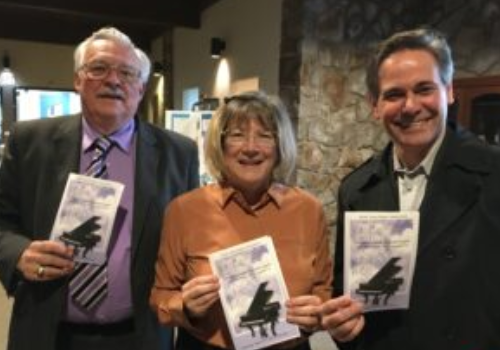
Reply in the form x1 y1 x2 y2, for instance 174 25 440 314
0 115 199 350
334 128 500 350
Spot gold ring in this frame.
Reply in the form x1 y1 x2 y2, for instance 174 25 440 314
36 265 45 278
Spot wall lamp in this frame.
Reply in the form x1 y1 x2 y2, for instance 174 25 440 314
0 53 16 86
153 61 164 78
210 37 226 59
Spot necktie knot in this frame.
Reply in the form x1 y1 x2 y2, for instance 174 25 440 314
86 136 114 178
93 135 114 156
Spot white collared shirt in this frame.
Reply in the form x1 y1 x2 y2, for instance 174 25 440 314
394 127 446 211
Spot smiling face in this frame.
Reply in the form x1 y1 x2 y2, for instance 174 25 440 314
222 117 278 204
372 49 454 168
74 38 145 134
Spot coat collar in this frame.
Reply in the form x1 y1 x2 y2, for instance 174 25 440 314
358 127 492 188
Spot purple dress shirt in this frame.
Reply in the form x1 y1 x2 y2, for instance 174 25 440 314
66 117 136 323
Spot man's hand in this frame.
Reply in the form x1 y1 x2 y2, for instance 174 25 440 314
321 295 365 342
182 275 220 318
17 240 74 281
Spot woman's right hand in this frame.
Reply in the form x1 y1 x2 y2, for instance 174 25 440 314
182 275 220 318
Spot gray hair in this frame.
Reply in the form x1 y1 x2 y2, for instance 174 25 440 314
205 91 297 184
74 26 151 83
366 28 454 99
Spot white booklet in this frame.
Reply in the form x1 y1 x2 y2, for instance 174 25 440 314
344 211 419 312
50 173 124 265
209 236 301 350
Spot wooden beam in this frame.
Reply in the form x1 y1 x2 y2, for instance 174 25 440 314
0 1 201 28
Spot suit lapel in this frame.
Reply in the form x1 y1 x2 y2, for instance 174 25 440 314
131 121 159 261
44 117 81 225
52 116 82 181
350 146 400 212
31 116 82 237
417 131 484 254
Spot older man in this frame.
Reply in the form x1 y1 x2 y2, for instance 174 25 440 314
0 27 199 350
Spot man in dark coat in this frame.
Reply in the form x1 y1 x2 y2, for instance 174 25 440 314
321 28 500 350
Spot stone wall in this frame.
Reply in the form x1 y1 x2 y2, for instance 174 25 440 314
280 0 500 248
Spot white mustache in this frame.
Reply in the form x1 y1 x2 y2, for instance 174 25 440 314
97 89 125 100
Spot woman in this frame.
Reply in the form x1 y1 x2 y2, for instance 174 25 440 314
150 91 332 350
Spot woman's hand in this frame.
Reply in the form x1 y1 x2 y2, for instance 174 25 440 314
320 295 365 342
182 275 220 318
286 295 322 334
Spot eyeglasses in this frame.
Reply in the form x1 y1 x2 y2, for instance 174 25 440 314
79 61 142 84
224 129 276 148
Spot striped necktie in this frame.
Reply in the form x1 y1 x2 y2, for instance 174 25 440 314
69 136 114 310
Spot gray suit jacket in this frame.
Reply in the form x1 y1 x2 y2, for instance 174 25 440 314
334 128 500 350
0 115 199 350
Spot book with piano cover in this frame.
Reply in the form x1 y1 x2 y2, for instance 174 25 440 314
209 236 300 350
344 211 419 312
50 173 124 265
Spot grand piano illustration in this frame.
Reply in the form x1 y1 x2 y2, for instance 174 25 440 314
355 257 404 306
239 281 281 338
59 216 102 258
